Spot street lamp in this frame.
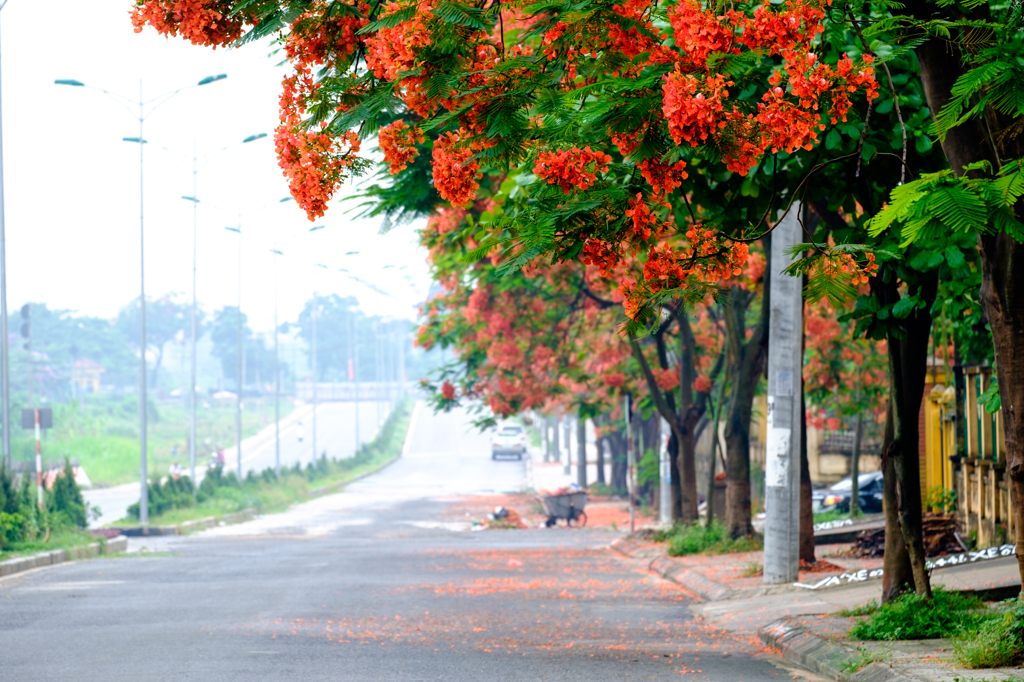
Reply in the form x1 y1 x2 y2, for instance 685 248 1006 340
56 73 227 524
311 253 328 465
0 0 13 467
270 247 284 475
179 132 266 488
225 224 242 479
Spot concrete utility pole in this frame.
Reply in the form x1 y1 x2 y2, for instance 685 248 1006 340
659 417 672 526
563 416 572 476
576 413 587 488
763 203 804 585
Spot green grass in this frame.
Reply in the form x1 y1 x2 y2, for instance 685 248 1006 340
654 520 764 556
953 599 1024 669
849 587 990 641
839 645 890 673
814 509 855 525
835 600 880 618
0 526 100 560
13 396 296 488
112 398 412 528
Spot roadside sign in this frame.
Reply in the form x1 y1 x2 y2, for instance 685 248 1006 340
21 408 53 429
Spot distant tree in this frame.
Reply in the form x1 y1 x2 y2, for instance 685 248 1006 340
209 306 253 384
8 303 137 396
117 295 192 388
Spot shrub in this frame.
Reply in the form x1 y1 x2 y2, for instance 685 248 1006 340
850 588 987 640
954 599 1024 668
655 520 764 556
47 460 88 528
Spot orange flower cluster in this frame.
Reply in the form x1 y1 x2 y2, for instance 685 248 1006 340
130 0 244 47
276 71 361 220
379 120 425 174
660 0 877 176
284 3 368 70
432 131 481 207
821 251 878 285
534 147 612 194
667 0 738 70
637 158 688 199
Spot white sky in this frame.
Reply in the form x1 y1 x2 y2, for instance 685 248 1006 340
0 0 431 333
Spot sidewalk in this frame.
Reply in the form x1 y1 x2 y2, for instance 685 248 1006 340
613 534 1023 680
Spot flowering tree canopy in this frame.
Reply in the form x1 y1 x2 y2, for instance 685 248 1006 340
131 0 879 324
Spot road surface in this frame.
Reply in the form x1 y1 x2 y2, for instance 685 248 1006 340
84 399 393 526
3 404 818 681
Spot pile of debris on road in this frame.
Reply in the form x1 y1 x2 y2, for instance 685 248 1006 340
484 506 528 529
853 513 966 558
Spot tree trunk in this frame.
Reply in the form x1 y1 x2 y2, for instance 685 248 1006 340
881 400 914 602
873 271 936 598
722 242 771 539
609 431 627 492
577 412 587 488
800 377 816 563
906 0 1024 595
851 411 863 515
596 429 606 485
668 431 682 519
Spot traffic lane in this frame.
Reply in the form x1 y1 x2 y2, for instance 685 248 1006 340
239 400 390 475
349 403 528 497
0 500 812 681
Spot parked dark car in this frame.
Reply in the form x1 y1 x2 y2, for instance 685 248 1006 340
812 471 885 514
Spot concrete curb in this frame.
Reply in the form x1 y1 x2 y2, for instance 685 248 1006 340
650 556 736 601
112 508 259 537
760 618 920 682
0 535 128 579
611 537 737 602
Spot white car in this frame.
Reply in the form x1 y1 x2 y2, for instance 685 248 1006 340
491 425 526 460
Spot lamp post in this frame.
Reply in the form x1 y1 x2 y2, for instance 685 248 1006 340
179 132 265 488
225 224 243 478
0 0 12 468
56 73 226 524
310 250 328 465
270 247 284 475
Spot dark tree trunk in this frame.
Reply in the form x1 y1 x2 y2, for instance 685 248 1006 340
800 377 815 563
596 429 606 485
668 431 682 519
609 431 628 492
872 271 937 598
881 400 914 601
906 0 1024 594
723 238 771 539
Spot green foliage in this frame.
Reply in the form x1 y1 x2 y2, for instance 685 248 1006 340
839 645 890 674
835 600 880 618
47 460 87 528
849 588 988 640
927 486 957 514
954 599 1024 669
637 447 659 486
867 161 1024 246
654 520 763 556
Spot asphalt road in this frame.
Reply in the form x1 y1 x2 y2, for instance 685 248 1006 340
85 400 394 526
2 404 817 681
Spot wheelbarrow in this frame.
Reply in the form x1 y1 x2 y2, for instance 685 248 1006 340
540 491 588 527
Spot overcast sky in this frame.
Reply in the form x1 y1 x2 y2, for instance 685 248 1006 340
0 1 431 334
